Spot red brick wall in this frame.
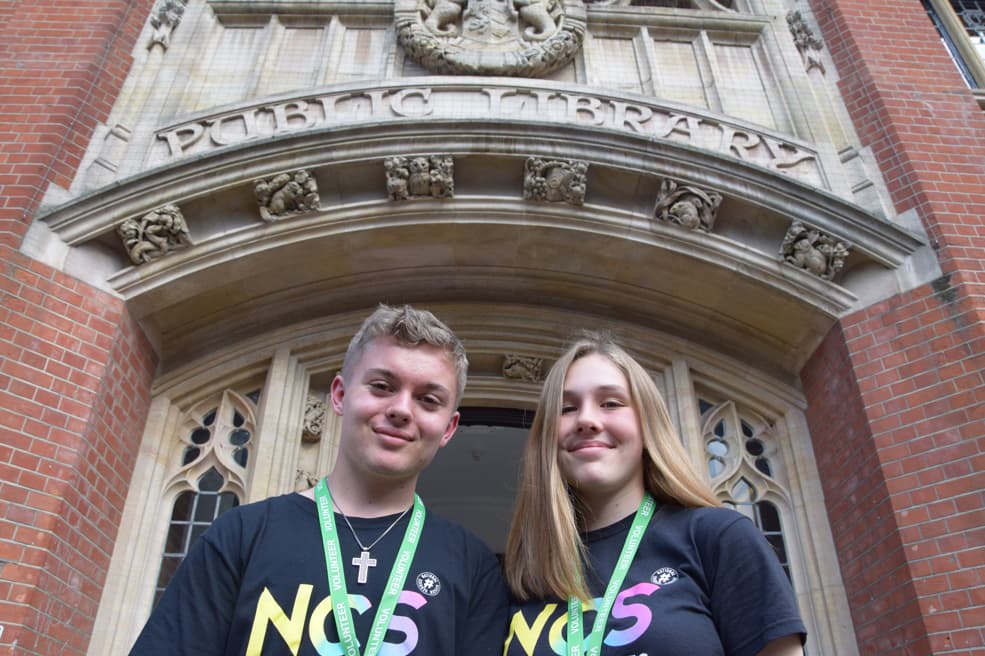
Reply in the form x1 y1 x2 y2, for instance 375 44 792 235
804 1 985 653
0 1 158 654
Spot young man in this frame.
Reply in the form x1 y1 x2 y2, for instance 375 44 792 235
130 305 508 655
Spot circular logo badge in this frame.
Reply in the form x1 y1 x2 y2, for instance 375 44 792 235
650 567 679 586
416 571 441 596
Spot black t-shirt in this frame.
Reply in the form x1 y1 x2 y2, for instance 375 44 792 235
131 492 509 655
504 505 806 656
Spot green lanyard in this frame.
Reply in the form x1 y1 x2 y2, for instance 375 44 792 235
314 478 425 656
566 493 656 656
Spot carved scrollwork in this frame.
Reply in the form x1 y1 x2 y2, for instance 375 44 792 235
117 204 192 265
394 0 586 77
148 0 189 50
302 395 326 443
653 179 722 232
254 169 320 222
524 157 588 205
385 155 455 200
780 222 850 281
787 11 825 74
502 354 543 382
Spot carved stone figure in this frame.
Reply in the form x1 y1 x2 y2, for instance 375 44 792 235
502 355 543 382
117 204 192 265
653 179 723 232
295 468 320 492
514 0 558 40
424 0 467 34
787 10 825 74
385 155 454 200
302 396 326 443
780 222 850 281
524 158 588 205
394 0 586 77
148 0 188 50
254 169 320 222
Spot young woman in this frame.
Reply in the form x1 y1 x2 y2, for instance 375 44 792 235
503 334 806 656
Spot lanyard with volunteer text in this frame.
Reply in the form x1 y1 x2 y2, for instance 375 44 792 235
314 478 425 656
566 493 656 656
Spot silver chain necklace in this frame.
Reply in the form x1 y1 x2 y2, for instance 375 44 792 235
331 492 412 584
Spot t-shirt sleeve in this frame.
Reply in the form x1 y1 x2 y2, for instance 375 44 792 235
702 512 807 656
461 548 510 656
128 511 245 656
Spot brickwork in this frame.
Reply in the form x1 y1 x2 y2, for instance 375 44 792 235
1 249 158 655
0 1 158 654
0 0 155 247
804 0 985 653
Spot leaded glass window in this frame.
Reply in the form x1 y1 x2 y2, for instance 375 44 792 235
155 468 239 605
154 389 260 605
699 397 793 581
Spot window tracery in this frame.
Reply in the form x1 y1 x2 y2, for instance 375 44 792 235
698 397 794 579
154 389 260 602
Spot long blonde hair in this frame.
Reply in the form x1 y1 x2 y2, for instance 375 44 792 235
504 333 720 601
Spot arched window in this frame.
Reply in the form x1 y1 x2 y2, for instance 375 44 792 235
699 397 794 581
154 389 260 603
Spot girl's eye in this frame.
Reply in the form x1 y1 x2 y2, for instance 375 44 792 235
560 405 577 414
602 400 625 409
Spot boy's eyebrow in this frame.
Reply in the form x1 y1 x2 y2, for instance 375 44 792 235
363 368 452 396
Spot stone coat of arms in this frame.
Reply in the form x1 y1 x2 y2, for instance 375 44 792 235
395 0 587 76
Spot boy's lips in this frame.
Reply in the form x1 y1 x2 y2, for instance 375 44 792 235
374 426 414 442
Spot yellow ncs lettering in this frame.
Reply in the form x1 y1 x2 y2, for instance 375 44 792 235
245 584 314 656
503 604 558 655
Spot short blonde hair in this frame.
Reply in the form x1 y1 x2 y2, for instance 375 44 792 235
504 332 719 601
342 304 468 406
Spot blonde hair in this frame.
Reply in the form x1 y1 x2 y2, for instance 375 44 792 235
342 304 468 406
504 332 720 602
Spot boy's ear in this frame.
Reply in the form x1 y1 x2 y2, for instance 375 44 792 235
438 411 460 448
330 375 346 415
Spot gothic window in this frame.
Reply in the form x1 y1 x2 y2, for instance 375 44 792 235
698 397 794 580
155 468 239 605
923 0 985 89
154 389 260 604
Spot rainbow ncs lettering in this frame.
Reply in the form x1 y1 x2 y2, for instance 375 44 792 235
505 583 661 655
246 586 428 656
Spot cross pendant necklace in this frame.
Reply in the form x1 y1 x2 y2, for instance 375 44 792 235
333 495 412 585
352 550 378 584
